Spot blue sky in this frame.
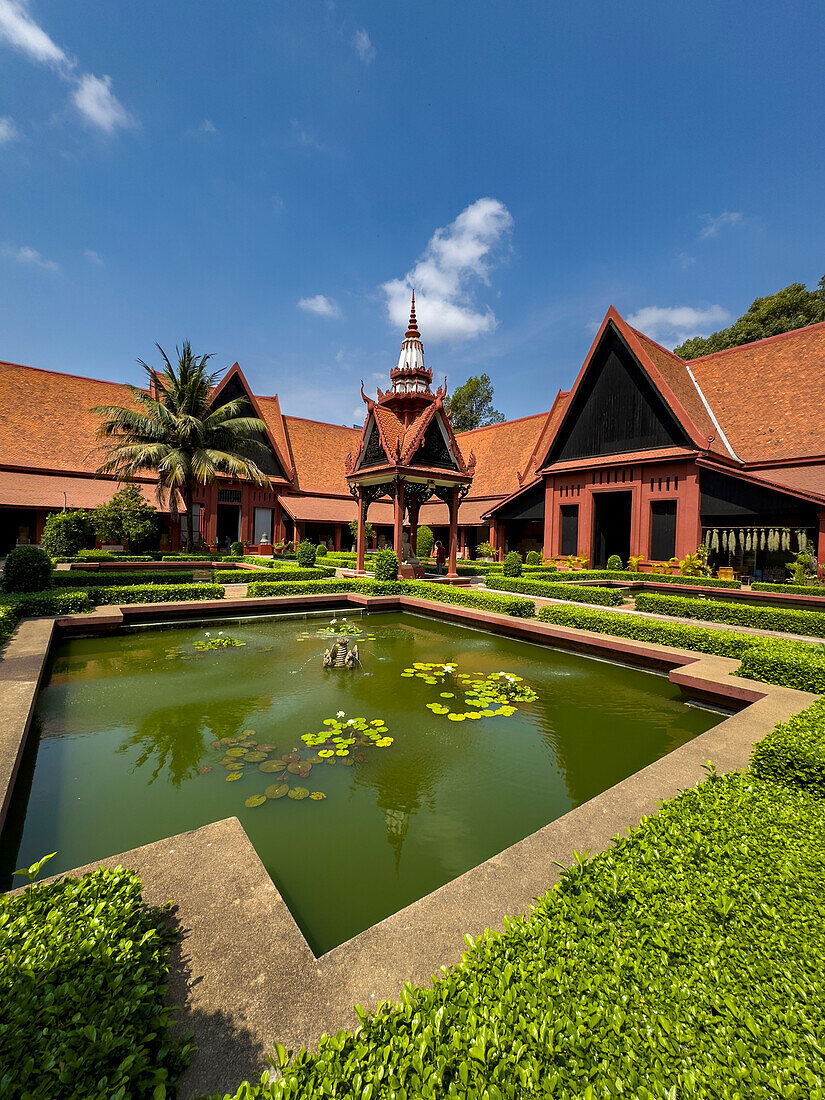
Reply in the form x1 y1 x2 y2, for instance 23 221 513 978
1 1 823 427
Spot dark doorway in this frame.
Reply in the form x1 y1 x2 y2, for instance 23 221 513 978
216 504 240 549
592 491 632 568
0 508 37 555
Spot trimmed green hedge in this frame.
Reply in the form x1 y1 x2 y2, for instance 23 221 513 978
160 553 217 561
738 640 825 695
547 569 743 589
751 698 825 794
535 604 825 692
93 582 224 604
244 578 536 617
1 865 190 1098
221 770 825 1100
51 551 155 563
216 567 334 584
753 582 825 596
486 574 625 607
1 590 94 617
0 603 20 647
634 592 825 638
51 570 195 588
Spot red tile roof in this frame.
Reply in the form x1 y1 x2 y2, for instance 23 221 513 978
454 411 552 498
0 470 167 510
280 415 362 496
278 494 395 525
687 321 825 462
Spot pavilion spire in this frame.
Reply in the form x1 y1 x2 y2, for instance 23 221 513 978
393 290 431 387
405 290 421 340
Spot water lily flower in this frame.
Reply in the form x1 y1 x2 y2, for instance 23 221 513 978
205 632 211 637
336 710 345 718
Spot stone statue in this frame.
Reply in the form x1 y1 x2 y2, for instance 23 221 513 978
401 529 419 565
323 638 361 669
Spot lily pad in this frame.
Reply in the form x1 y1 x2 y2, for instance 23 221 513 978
226 747 247 757
287 761 305 775
198 765 212 774
440 692 455 698
259 760 287 773
340 756 354 766
318 749 334 759
244 794 266 808
226 771 243 781
244 751 267 762
265 783 290 799
288 786 310 800
309 791 326 800
242 729 256 737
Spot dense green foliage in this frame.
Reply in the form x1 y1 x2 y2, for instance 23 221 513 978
634 592 825 638
161 553 216 561
1 589 94 617
525 550 543 565
51 552 157 563
215 568 333 584
373 549 400 581
444 372 505 432
92 342 272 549
502 551 522 577
751 698 825 795
92 485 158 551
315 544 328 557
606 554 623 570
296 540 317 568
230 541 244 557
40 510 94 557
547 569 742 589
0 603 20 647
487 575 625 607
92 582 224 605
416 526 434 559
2 545 53 592
50 570 196 588
0 866 190 1098
221 770 825 1100
535 604 825 691
674 278 825 358
348 519 376 545
244 577 536 617
738 640 825 695
753 582 825 596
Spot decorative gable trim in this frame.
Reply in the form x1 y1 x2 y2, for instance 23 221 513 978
210 362 295 480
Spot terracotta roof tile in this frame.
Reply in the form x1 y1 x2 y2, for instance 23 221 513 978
687 322 825 462
278 494 395 525
0 470 167 510
280 415 362 496
455 412 550 498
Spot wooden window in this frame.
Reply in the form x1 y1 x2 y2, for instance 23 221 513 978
650 500 677 560
560 504 579 556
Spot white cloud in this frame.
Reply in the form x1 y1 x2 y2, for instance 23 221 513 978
352 28 375 63
627 304 729 346
0 115 19 143
678 252 696 269
291 119 323 150
71 73 133 133
298 294 341 319
84 248 104 266
199 118 217 133
0 2 133 134
3 243 59 271
699 211 743 239
382 197 513 343
0 0 69 69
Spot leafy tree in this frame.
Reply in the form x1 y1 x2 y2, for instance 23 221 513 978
92 485 158 551
41 509 94 557
445 373 505 433
675 279 825 359
348 519 375 544
92 343 271 549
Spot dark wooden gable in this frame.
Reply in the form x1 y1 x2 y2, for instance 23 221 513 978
212 373 287 479
413 414 458 470
544 325 690 465
358 416 388 468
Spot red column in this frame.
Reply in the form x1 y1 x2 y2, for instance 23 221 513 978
447 487 459 578
578 486 593 564
356 489 366 573
542 478 554 560
393 481 405 559
817 509 825 577
334 524 342 551
496 522 506 562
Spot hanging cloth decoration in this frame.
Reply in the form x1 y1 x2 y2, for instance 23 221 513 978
712 529 719 552
759 529 766 551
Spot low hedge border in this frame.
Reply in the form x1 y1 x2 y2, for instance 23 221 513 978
213 567 334 584
486 575 625 607
634 592 825 639
544 569 743 588
51 553 156 564
93 583 225 605
220 768 825 1099
752 582 825 596
51 570 196 588
244 578 536 617
0 603 20 647
1 590 94 617
535 604 825 692
751 697 825 794
1 865 190 1099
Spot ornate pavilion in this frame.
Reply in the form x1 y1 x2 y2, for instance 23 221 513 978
0 300 823 580
345 295 474 576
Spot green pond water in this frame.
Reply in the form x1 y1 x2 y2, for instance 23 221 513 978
1 611 721 953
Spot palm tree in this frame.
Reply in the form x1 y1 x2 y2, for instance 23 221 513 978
92 342 272 549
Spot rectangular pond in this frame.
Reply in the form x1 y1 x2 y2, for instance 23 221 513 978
1 611 722 953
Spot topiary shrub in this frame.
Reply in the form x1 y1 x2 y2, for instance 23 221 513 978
416 525 434 560
3 546 52 593
40 509 94 557
315 544 328 557
525 550 543 566
373 548 399 581
606 554 623 571
229 541 244 557
502 551 522 577
296 540 317 568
